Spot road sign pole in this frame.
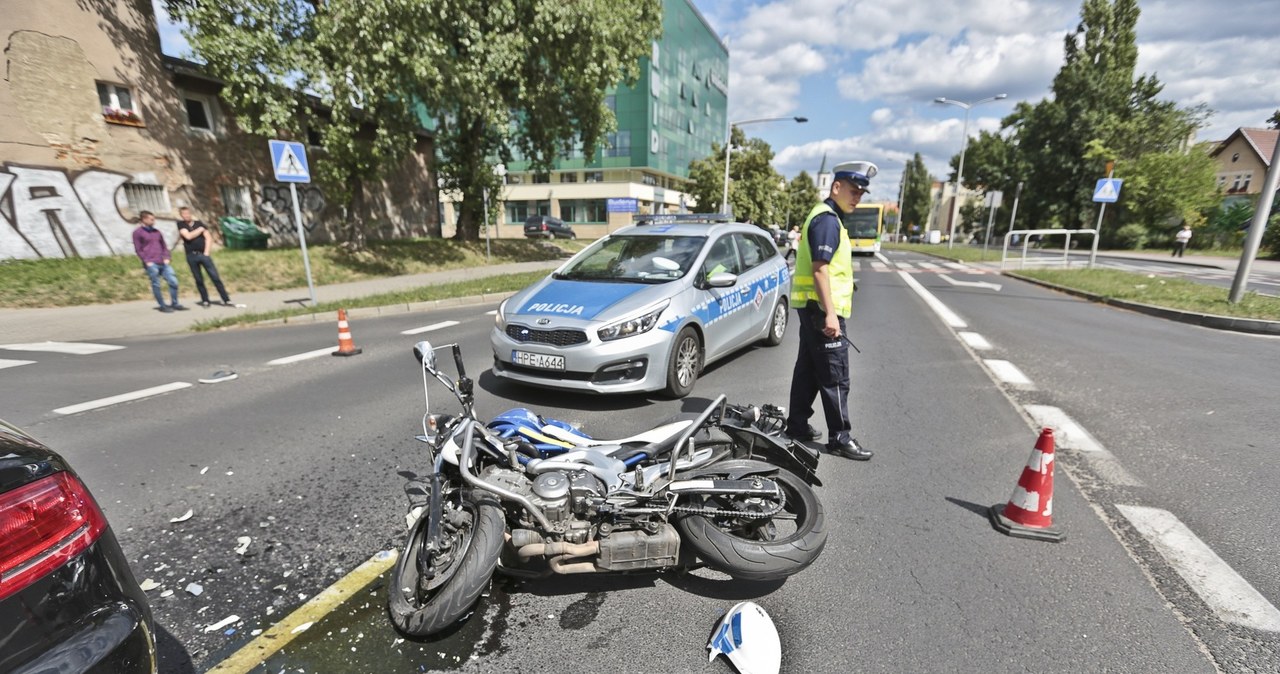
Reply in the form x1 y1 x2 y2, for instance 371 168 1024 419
482 187 491 264
290 182 317 305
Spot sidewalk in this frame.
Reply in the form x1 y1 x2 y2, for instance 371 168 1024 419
0 260 563 344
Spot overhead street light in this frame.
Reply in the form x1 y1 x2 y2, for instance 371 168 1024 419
722 116 808 217
933 93 1007 249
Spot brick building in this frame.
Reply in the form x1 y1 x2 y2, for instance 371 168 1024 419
0 0 438 260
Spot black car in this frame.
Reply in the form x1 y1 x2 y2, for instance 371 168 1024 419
0 420 156 673
523 215 576 239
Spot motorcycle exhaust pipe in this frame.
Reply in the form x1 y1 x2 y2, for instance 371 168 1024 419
516 540 601 574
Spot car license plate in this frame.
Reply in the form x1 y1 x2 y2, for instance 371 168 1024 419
512 350 565 370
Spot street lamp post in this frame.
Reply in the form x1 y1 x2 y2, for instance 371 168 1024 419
722 116 807 216
933 94 1007 249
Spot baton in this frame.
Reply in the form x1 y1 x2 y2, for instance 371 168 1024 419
840 333 861 354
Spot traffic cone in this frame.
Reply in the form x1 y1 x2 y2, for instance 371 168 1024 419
989 428 1065 542
333 308 362 357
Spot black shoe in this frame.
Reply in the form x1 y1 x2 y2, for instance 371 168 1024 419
159 305 174 313
171 303 188 311
827 438 873 461
784 424 823 442
198 300 212 307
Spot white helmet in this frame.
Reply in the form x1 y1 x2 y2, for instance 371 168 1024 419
707 601 782 674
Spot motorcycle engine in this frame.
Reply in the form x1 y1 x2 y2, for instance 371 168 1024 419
529 470 604 522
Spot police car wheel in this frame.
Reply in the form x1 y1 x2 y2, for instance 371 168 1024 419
665 327 702 398
763 298 787 346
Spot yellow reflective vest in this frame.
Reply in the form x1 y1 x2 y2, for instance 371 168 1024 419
791 202 854 318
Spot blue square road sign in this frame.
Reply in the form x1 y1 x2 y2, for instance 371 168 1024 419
269 140 311 183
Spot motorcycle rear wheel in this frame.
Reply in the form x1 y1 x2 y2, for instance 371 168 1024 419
675 468 826 581
387 493 504 637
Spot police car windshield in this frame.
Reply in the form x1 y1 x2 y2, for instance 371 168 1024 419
555 235 706 283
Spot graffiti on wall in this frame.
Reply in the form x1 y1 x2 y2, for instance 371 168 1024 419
258 184 325 236
0 164 139 260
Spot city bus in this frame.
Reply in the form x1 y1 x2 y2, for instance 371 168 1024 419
843 203 884 255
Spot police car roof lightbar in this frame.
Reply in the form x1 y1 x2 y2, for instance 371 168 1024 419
633 213 735 226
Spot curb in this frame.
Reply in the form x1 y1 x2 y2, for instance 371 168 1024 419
1003 272 1280 336
213 292 519 331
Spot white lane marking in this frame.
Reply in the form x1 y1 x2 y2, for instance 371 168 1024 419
54 382 192 415
0 358 37 370
874 251 890 264
957 332 992 350
486 310 497 315
919 261 943 271
870 261 890 272
1117 504 1280 633
898 271 967 328
267 347 337 366
983 359 1035 389
0 341 124 355
1023 404 1142 486
943 262 970 270
401 320 460 335
938 274 1002 291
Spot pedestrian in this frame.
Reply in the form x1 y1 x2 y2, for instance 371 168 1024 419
132 211 185 313
784 160 876 461
176 206 234 307
1172 224 1192 257
787 225 801 250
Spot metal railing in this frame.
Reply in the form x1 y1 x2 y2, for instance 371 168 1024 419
1001 228 1098 270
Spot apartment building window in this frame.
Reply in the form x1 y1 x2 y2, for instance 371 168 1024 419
307 128 323 149
505 202 530 224
124 184 169 213
505 174 523 185
560 172 578 183
562 199 607 223
605 131 631 157
98 82 141 125
642 174 658 186
182 93 219 133
1230 175 1242 191
532 172 550 184
220 185 252 218
585 171 604 183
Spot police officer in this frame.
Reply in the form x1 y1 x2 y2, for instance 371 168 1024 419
784 160 876 461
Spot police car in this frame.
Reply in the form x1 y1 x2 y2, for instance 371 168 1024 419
491 215 791 397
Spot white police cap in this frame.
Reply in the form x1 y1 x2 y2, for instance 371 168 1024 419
832 160 878 192
707 601 782 674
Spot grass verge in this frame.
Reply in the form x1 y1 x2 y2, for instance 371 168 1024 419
190 271 550 331
1011 268 1280 321
0 238 568 308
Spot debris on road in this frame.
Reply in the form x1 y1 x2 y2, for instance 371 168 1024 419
204 615 241 633
170 508 194 523
234 536 252 555
186 582 204 596
139 578 160 591
291 621 314 634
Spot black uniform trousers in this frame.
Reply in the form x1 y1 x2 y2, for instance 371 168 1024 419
786 305 851 447
185 252 230 304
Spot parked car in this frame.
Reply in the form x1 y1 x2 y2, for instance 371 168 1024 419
492 215 792 397
0 420 156 674
523 215 576 239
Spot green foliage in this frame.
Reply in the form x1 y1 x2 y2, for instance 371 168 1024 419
1112 222 1150 249
1114 143 1221 233
782 172 819 229
1205 201 1253 248
1268 110 1280 130
166 0 662 242
1263 212 1280 257
686 127 787 223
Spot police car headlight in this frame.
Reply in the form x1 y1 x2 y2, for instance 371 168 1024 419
597 301 669 342
494 299 508 330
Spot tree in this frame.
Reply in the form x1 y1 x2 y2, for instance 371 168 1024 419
686 127 786 223
168 0 661 242
782 172 819 229
899 154 933 235
1268 110 1280 130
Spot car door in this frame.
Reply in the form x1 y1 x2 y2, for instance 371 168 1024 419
732 232 780 343
699 234 748 361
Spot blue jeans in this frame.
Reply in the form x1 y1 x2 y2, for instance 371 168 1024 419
145 263 180 307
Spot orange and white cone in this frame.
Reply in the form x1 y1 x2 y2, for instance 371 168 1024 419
333 308 363 357
989 427 1065 542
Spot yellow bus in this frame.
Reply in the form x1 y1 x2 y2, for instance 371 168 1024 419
843 203 883 255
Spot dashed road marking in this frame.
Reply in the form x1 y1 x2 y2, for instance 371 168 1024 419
206 550 398 673
1117 504 1280 633
0 341 124 355
401 320 460 335
0 358 36 370
54 381 192 415
982 359 1035 389
1023 404 1141 486
267 347 338 366
957 332 992 350
898 271 967 328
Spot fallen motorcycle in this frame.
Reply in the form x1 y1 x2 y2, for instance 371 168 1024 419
387 340 827 637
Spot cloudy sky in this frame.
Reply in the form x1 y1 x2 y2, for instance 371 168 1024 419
154 0 1279 202
694 0 1280 201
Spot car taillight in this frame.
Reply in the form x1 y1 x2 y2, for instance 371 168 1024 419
0 471 108 601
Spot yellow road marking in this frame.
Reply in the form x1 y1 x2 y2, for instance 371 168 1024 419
206 549 399 674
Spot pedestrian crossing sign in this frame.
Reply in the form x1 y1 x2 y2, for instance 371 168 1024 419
269 140 311 183
1093 178 1122 203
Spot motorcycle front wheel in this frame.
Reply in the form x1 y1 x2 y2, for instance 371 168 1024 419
387 492 505 637
675 468 827 581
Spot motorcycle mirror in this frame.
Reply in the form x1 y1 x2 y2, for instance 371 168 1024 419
412 341 437 372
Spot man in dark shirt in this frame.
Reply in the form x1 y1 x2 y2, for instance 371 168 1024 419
132 211 185 312
177 206 234 307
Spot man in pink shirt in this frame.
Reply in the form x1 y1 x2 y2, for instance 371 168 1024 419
132 211 186 312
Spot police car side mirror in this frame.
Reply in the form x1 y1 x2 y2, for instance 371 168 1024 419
705 272 737 288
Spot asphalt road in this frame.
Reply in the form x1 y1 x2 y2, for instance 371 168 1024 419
3 251 1277 672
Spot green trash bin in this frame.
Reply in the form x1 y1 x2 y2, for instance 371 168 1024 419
220 217 270 250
